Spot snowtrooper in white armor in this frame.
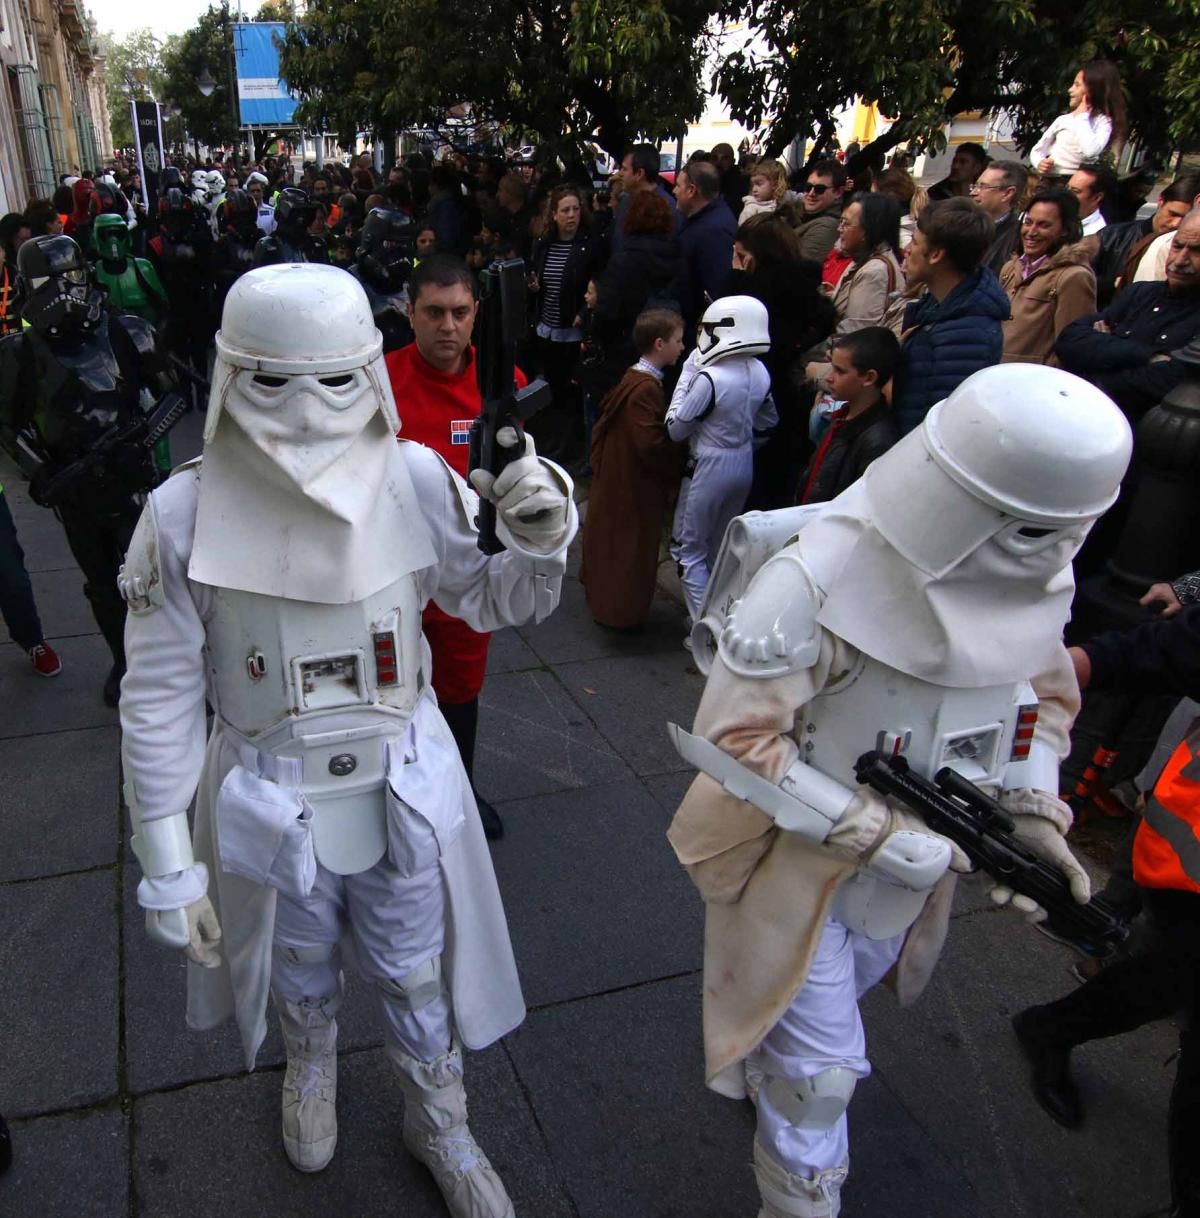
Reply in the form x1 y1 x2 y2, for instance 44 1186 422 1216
666 364 1132 1217
118 264 577 1218
666 295 778 622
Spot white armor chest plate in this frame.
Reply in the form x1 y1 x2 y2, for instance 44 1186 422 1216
800 652 1037 791
204 571 424 748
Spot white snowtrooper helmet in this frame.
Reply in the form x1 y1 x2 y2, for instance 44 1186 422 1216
695 295 771 366
204 263 398 442
864 364 1132 576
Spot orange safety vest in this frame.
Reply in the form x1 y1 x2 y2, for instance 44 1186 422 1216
1134 733 1200 893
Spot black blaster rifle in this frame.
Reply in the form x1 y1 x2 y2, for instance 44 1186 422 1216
854 750 1130 959
15 391 188 508
469 258 551 555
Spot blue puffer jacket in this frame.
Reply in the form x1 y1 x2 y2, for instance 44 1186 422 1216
892 267 1011 435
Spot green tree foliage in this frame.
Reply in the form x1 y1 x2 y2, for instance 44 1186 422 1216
160 5 240 148
98 28 166 149
714 0 1200 167
277 0 718 159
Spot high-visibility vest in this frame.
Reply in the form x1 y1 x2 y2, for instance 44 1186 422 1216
1134 732 1200 893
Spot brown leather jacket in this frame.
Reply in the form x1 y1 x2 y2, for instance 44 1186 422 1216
998 243 1096 365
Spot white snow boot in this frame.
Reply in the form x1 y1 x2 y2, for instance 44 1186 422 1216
387 1041 515 1218
754 1138 848 1218
277 996 339 1173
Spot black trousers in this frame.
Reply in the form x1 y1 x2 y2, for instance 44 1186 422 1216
56 495 142 668
1033 887 1200 1214
0 491 44 650
528 337 582 464
438 696 480 783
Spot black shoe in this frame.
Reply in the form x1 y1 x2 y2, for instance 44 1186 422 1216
475 795 504 841
1012 1009 1084 1129
0 1109 12 1174
103 663 125 708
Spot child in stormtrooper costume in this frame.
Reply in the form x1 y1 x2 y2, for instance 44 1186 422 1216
667 295 777 622
666 364 1132 1217
118 264 577 1218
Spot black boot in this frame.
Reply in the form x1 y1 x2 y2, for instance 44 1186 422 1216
1170 1032 1200 1217
103 661 125 708
0 1109 12 1174
1012 1008 1084 1129
439 697 504 841
474 794 504 841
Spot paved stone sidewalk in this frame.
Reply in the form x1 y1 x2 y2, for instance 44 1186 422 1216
0 435 1177 1218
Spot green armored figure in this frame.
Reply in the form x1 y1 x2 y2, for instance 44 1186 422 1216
92 214 168 327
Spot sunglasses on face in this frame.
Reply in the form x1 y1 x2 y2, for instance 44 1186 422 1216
804 183 830 196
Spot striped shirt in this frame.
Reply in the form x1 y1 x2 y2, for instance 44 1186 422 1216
539 242 573 327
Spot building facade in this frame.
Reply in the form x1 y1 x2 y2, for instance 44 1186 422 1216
0 0 110 213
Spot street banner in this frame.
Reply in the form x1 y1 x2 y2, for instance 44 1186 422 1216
131 100 164 211
233 22 299 127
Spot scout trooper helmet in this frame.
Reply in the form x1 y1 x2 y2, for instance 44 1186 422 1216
695 295 771 366
864 363 1132 577
204 263 399 445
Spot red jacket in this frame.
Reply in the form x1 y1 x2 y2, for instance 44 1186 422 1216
385 343 526 704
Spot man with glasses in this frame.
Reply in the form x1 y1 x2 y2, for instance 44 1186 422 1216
971 160 1029 276
793 159 847 263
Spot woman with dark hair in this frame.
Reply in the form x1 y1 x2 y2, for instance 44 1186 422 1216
999 187 1096 364
592 190 686 394
805 193 904 388
1032 61 1126 183
0 212 29 334
724 214 836 506
528 185 601 462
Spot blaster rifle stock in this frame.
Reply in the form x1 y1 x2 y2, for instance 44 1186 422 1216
854 750 1129 958
468 259 550 555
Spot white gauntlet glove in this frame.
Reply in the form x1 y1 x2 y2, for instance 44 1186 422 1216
132 814 224 968
469 430 572 554
989 789 1091 921
145 897 223 969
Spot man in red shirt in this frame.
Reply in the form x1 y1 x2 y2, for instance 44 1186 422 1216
386 255 524 839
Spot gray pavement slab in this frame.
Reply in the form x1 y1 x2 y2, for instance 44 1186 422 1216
517 571 687 666
0 725 121 882
491 779 702 1008
484 625 540 675
26 566 97 639
506 973 759 1218
122 869 385 1095
476 667 630 801
133 1045 573 1218
556 650 705 777
0 1107 128 1217
862 905 1175 1218
0 634 118 739
1 870 118 1116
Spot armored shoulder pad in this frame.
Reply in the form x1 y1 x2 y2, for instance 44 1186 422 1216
718 551 823 678
117 497 165 615
113 311 158 357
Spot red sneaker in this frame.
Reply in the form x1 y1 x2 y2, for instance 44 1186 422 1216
28 642 62 677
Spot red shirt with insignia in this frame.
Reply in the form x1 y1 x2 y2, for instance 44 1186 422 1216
384 342 526 705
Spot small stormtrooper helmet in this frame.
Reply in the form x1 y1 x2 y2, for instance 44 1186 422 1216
695 295 771 367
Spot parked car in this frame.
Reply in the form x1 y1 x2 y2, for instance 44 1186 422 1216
657 149 678 185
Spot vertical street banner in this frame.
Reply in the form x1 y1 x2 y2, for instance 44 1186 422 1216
233 22 300 127
131 100 164 211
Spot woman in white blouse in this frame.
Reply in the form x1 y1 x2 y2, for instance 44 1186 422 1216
1031 60 1126 182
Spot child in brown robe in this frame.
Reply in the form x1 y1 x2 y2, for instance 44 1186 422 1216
582 308 687 629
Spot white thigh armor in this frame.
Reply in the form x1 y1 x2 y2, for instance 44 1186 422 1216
203 572 426 874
